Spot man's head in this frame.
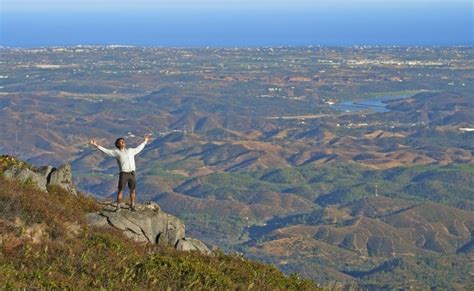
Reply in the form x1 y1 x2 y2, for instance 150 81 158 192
115 137 126 149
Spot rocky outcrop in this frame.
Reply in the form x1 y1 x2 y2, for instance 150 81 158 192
48 164 77 195
3 163 77 195
4 166 48 191
176 237 211 253
86 201 211 255
3 158 209 254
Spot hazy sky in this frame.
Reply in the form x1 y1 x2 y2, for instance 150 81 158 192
3 0 472 11
1 0 472 46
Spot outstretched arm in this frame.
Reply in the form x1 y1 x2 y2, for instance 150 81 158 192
90 139 117 157
131 135 152 155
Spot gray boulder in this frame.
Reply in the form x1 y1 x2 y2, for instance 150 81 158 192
176 237 212 254
3 163 77 195
85 212 110 228
37 165 53 179
3 165 47 191
87 202 210 254
49 164 77 195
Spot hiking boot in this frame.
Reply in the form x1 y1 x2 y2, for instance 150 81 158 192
130 205 137 212
116 203 121 212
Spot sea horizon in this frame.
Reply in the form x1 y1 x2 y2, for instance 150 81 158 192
1 3 472 48
0 5 474 48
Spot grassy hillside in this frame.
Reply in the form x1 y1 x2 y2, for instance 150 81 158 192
0 157 317 290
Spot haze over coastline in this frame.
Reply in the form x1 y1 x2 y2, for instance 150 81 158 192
1 0 472 47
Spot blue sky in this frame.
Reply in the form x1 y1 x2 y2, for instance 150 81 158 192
1 0 472 46
3 0 472 11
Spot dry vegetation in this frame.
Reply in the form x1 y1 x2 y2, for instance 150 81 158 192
0 156 318 290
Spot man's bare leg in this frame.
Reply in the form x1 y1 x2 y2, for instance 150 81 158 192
130 190 136 210
116 190 123 211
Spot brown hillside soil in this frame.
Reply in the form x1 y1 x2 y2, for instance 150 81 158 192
246 197 474 285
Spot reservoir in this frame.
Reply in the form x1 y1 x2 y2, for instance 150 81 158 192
331 95 408 113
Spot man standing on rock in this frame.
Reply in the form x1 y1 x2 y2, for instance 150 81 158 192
90 135 151 211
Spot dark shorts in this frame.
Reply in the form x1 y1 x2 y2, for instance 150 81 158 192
118 171 136 191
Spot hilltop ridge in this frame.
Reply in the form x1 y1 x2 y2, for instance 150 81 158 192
0 156 317 289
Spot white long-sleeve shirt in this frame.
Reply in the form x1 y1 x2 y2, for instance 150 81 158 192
97 141 146 173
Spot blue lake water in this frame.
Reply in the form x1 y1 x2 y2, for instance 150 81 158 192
331 95 408 113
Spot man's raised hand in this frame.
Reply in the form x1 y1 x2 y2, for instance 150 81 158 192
89 139 99 147
144 134 152 143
